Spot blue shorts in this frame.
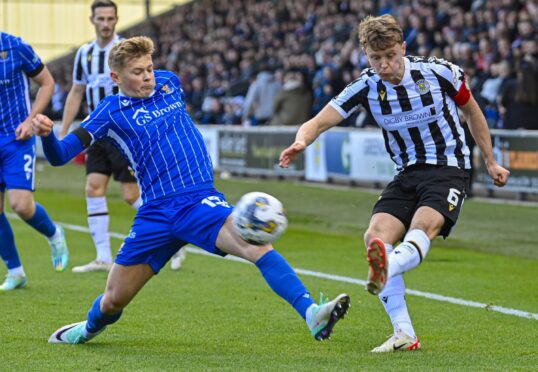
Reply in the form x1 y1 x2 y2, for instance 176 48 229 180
116 188 234 274
0 136 36 192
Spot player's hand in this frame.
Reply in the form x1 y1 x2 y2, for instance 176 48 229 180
486 161 510 187
31 114 54 137
15 119 34 141
279 140 307 168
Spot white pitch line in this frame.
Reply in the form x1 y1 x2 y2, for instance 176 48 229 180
7 214 538 321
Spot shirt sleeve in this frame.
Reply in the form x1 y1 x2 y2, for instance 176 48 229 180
429 57 471 106
41 131 85 166
329 77 368 119
17 37 44 77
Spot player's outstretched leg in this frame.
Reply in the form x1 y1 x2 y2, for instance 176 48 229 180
49 294 122 344
366 237 388 295
371 328 421 352
306 293 350 341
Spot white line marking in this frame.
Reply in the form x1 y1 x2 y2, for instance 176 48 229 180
7 213 538 321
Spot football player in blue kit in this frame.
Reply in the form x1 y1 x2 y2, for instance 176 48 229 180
32 36 350 344
0 32 69 291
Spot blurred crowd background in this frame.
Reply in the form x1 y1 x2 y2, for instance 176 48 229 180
46 0 538 130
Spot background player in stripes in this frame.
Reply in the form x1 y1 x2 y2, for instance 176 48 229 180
0 32 69 291
279 14 510 352
33 36 350 344
59 0 147 273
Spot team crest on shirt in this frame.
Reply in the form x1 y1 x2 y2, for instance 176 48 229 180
415 79 430 95
0 51 8 60
379 89 387 101
161 84 173 94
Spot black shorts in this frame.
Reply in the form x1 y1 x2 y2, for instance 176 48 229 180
372 164 470 238
85 139 137 183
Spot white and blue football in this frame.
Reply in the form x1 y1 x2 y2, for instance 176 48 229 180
232 192 288 245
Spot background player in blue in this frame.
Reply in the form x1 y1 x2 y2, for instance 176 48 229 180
280 15 510 352
32 36 350 344
0 32 69 291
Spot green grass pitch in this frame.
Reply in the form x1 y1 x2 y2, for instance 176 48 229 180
1 162 537 370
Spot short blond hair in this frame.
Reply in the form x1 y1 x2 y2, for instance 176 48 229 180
108 36 154 71
358 15 403 51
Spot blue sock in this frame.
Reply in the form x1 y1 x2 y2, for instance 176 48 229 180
23 203 56 238
86 294 123 334
255 250 314 320
0 213 21 269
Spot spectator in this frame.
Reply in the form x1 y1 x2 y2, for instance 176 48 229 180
242 65 281 126
501 57 538 130
270 70 312 126
45 0 537 128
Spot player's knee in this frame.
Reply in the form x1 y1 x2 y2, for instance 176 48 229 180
85 179 106 197
122 193 138 205
85 185 105 197
9 198 34 220
410 222 440 240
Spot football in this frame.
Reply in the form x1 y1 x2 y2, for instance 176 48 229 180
232 192 288 245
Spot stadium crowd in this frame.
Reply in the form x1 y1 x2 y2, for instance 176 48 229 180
48 0 538 130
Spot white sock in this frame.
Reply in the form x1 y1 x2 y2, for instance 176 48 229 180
47 226 62 242
131 196 142 210
305 303 316 326
87 196 112 264
380 244 416 338
8 266 26 277
388 229 430 278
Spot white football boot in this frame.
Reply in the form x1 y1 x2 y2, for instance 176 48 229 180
371 329 421 352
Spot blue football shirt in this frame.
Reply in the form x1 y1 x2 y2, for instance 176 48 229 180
0 32 44 137
80 70 214 203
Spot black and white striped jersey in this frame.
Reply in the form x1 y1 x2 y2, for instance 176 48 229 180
72 34 121 113
330 56 472 170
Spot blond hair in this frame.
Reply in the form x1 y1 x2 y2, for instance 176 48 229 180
108 36 154 71
358 15 403 51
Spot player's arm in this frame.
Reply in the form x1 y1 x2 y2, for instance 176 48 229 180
15 66 55 140
279 104 343 168
31 114 90 166
459 95 510 187
60 83 86 138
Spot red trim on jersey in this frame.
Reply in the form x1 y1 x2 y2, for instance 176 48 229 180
454 77 471 106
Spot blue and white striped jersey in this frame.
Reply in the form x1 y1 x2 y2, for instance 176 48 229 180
330 56 472 170
0 32 44 137
81 70 214 203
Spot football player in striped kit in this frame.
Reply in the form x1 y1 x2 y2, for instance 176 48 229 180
0 32 69 291
280 14 510 352
34 36 350 345
60 0 153 273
